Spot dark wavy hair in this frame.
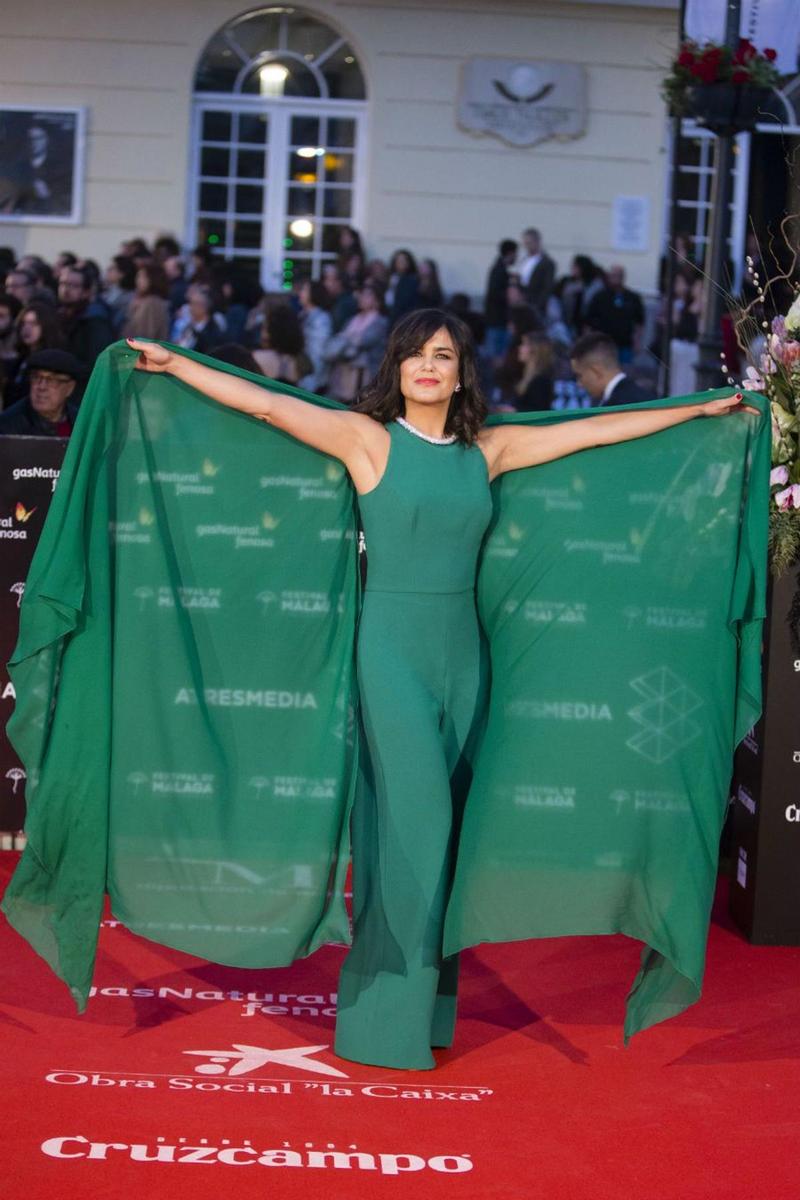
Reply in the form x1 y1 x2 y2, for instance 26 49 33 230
353 308 487 445
264 303 305 357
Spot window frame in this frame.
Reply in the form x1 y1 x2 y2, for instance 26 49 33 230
187 92 368 291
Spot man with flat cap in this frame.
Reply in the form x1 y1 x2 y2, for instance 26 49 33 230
0 348 86 436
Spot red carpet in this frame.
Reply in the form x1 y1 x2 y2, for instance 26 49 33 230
2 852 799 1199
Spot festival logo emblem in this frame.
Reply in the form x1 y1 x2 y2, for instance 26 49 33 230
248 775 271 800
5 767 26 794
126 771 149 796
133 586 154 610
9 581 25 607
14 502 36 522
125 770 215 797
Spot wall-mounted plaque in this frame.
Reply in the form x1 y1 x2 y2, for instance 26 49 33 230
612 194 650 253
458 58 587 148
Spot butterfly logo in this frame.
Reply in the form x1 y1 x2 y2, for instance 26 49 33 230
14 503 36 523
202 458 220 477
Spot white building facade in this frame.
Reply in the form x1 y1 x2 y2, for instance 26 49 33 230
0 0 682 296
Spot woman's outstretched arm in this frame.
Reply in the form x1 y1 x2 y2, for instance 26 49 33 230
484 392 760 479
127 337 375 469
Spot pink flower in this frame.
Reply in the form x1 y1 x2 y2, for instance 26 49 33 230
768 334 787 366
744 365 765 391
770 465 789 486
783 340 800 366
774 484 800 511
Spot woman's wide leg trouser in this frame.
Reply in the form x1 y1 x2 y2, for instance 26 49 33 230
334 588 487 1070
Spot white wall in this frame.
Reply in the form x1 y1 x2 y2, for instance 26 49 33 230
0 0 677 295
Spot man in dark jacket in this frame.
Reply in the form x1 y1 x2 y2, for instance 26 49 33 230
569 332 651 406
583 264 645 362
58 265 114 366
518 228 556 320
483 238 517 358
0 348 85 436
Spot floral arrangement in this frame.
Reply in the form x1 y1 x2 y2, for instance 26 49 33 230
662 38 780 116
732 256 800 578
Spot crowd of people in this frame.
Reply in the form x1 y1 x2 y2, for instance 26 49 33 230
0 224 665 437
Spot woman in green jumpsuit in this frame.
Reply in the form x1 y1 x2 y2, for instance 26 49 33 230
335 416 493 1068
127 310 749 1071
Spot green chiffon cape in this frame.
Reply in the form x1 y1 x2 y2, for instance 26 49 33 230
1 342 769 1041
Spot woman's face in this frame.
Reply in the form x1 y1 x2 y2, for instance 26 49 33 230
299 281 312 308
367 259 388 284
106 262 120 287
394 253 411 275
399 326 460 408
358 286 378 312
19 309 42 347
135 268 149 295
517 336 532 365
188 286 210 320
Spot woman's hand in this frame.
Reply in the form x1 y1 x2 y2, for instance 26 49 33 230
126 338 174 374
699 391 760 417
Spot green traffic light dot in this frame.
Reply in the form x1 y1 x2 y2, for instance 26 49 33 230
282 282 292 290
207 235 220 245
283 237 293 248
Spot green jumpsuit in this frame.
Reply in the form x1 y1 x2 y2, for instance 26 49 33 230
334 418 493 1070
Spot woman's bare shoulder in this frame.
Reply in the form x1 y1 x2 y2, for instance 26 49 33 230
345 409 390 445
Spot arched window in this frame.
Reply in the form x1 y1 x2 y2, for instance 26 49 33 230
189 7 367 289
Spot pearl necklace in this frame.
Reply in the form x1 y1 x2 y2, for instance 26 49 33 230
396 416 457 445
